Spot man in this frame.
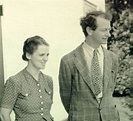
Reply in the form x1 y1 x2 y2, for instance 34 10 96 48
59 11 120 121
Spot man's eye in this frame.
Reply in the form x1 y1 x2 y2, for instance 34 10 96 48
101 28 110 32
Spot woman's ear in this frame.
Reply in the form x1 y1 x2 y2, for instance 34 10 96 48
86 27 93 35
26 52 31 60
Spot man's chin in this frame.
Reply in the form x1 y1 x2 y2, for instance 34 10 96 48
102 41 107 44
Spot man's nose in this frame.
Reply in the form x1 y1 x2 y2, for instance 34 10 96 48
106 31 111 37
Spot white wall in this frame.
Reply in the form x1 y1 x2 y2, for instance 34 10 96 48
1 0 105 120
2 0 84 120
87 0 105 11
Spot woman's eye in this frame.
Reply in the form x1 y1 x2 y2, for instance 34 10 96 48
40 54 44 56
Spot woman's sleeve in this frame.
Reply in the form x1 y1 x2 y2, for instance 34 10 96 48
48 76 53 101
0 77 19 109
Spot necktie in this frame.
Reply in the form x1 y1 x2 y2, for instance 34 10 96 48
91 49 103 96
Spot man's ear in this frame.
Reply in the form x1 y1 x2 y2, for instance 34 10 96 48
26 52 31 60
86 27 93 35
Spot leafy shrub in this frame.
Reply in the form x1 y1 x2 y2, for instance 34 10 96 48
106 0 132 96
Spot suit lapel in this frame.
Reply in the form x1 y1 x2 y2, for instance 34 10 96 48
73 45 112 97
74 44 95 94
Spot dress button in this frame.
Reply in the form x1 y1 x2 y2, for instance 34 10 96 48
48 92 51 94
41 108 44 110
40 96 42 98
41 113 44 116
39 90 41 92
41 101 44 105
25 94 28 96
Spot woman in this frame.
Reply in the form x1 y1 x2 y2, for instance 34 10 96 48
0 36 54 121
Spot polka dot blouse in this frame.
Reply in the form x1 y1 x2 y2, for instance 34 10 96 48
1 68 54 121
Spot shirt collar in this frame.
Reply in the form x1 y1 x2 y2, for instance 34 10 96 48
83 42 103 55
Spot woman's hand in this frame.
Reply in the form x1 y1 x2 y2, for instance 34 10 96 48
0 107 12 121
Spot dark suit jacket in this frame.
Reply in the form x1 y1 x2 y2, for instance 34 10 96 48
59 44 120 121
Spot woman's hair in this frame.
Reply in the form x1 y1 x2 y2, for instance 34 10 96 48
80 11 112 37
22 35 49 61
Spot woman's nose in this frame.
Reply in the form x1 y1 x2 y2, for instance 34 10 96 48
43 55 48 61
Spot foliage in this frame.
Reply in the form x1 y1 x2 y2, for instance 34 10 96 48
109 41 131 95
106 0 132 95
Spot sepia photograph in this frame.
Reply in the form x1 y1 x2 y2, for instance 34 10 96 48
0 0 133 121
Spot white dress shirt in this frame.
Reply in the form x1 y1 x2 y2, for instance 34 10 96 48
82 42 104 102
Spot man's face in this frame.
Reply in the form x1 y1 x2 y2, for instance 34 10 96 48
91 17 111 45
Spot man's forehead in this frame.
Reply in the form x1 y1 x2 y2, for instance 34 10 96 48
97 17 110 26
97 16 110 22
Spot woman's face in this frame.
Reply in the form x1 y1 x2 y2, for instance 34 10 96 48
28 44 49 70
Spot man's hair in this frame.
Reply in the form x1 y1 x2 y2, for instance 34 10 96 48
80 11 112 37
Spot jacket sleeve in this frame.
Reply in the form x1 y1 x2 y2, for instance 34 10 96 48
59 58 72 113
112 53 119 84
0 77 19 109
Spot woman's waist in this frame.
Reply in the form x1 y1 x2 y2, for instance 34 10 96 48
14 111 53 120
14 107 51 117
